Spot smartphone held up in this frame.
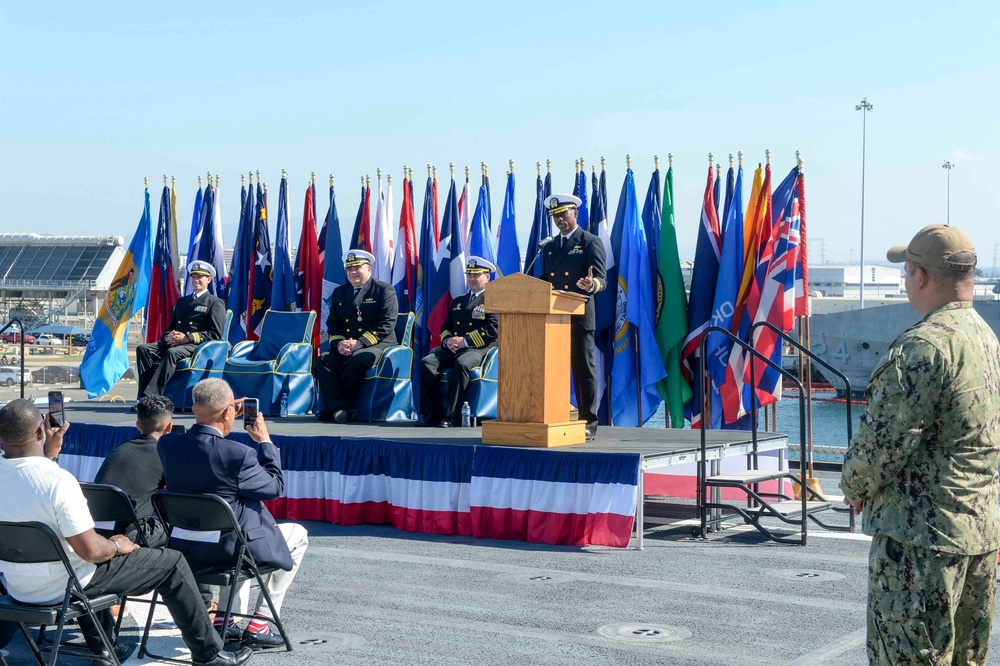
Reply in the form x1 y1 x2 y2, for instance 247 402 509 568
243 398 259 430
48 391 65 428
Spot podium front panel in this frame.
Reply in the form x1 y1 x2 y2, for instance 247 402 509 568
496 313 572 424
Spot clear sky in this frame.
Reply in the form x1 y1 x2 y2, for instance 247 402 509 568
2 1 998 271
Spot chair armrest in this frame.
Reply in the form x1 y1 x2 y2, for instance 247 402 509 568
481 347 499 380
228 341 256 362
374 345 413 379
275 343 315 374
188 340 231 369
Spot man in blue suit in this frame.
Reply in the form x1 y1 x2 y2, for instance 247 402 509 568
159 378 308 650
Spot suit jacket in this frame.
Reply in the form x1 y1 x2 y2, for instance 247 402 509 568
441 292 498 349
542 226 607 330
167 292 226 345
94 433 165 522
157 424 293 572
326 278 398 348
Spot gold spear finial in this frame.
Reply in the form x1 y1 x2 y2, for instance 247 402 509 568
432 166 437 180
198 176 203 188
738 151 743 167
449 163 454 178
465 165 470 182
626 154 631 170
241 173 245 187
765 149 771 166
536 161 541 177
546 159 551 173
654 155 659 171
427 164 432 178
601 156 606 170
716 164 721 177
668 153 673 169
311 171 316 185
330 174 334 187
365 175 370 188
796 150 803 168
171 175 175 188
575 159 580 173
248 171 253 185
215 174 219 188
144 177 148 189
256 170 260 183
728 153 733 168
579 157 585 170
709 153 714 167
377 168 382 181
387 174 392 185
281 169 287 180
509 159 514 173
483 162 488 179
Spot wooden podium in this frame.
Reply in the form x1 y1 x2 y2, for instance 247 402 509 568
481 273 589 447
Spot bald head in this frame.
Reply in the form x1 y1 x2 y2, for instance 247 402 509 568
0 399 43 453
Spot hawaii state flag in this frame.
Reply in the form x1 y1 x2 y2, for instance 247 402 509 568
146 184 179 343
81 189 154 397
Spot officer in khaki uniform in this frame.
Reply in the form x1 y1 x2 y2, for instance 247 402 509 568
841 225 1000 666
541 194 606 440
418 256 500 427
315 250 398 423
135 260 226 404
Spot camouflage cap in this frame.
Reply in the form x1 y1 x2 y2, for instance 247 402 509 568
886 224 976 269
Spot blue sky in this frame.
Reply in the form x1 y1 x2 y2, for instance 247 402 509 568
2 1 998 269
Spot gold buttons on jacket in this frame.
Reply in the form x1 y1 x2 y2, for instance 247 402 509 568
550 272 555 277
565 272 569 276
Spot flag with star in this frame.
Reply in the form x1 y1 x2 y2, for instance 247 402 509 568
247 183 272 339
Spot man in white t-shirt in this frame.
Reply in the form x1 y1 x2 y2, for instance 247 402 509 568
0 399 252 666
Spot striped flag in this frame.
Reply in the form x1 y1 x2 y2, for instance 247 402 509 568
145 185 179 343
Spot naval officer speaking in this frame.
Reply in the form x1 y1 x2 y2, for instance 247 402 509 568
541 193 606 440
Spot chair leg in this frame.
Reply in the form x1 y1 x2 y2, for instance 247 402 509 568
221 577 241 640
251 568 292 652
16 623 45 666
137 591 159 659
80 602 120 666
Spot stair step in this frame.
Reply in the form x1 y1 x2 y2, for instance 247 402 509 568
765 500 831 518
706 470 787 485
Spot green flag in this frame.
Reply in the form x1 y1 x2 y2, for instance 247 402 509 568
654 166 691 426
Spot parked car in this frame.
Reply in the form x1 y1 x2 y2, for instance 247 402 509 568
34 365 80 384
70 334 90 346
0 366 32 387
35 334 65 346
0 331 35 344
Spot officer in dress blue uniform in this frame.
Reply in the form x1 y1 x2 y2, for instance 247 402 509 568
419 256 500 427
315 250 398 423
134 260 226 406
542 194 606 440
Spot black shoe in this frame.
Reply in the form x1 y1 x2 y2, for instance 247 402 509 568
416 416 437 427
91 641 134 665
316 409 335 423
585 426 597 441
194 647 254 666
437 418 453 428
217 623 242 641
241 628 285 649
333 409 356 424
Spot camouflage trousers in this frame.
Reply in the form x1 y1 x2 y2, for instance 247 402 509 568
867 534 997 665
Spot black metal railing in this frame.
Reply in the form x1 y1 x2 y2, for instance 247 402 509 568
0 318 27 399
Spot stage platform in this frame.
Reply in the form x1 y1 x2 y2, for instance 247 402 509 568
60 402 788 550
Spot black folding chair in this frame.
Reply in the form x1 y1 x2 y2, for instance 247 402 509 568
138 491 292 662
0 521 121 666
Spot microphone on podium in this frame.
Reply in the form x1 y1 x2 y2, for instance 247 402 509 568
523 236 555 276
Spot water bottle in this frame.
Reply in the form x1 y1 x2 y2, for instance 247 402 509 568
461 402 472 428
280 392 289 418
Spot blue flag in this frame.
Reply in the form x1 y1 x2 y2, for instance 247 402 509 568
595 167 624 424
495 171 520 276
575 168 590 231
468 183 497 275
188 183 226 297
609 169 666 426
543 171 553 238
271 176 296 311
248 185 272 339
524 173 548 278
184 186 203 291
705 166 744 429
320 183 346 338
81 189 154 397
226 182 255 345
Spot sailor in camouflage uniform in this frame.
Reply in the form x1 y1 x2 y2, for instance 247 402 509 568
841 225 1000 666
541 194 606 440
134 260 226 404
315 250 398 423
418 256 499 427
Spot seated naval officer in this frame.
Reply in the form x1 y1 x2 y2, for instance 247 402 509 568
419 256 499 427
134 260 226 409
315 250 398 423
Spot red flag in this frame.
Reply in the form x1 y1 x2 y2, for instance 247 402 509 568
295 184 323 349
146 185 180 342
391 176 418 314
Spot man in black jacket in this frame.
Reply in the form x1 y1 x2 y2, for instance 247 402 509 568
419 256 499 427
94 395 174 547
542 194 607 440
135 260 226 404
159 379 308 650
315 250 398 423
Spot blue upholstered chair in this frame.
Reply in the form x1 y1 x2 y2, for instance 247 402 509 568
354 312 416 422
163 310 233 411
223 310 317 416
438 345 499 421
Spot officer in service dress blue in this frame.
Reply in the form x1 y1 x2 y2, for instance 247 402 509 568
541 194 606 440
418 256 499 427
315 250 398 423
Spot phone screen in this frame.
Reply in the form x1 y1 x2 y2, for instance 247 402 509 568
171 424 186 435
48 391 65 427
243 399 259 429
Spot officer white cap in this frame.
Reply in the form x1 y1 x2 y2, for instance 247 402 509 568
465 256 496 274
343 250 375 268
188 260 216 279
544 194 582 216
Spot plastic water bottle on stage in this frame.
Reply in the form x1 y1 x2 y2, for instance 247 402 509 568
461 402 471 428
280 392 288 418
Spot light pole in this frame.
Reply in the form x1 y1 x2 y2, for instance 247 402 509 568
942 161 954 225
856 97 873 308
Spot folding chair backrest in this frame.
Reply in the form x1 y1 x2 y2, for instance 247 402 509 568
0 521 67 566
152 491 240 534
81 484 139 526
